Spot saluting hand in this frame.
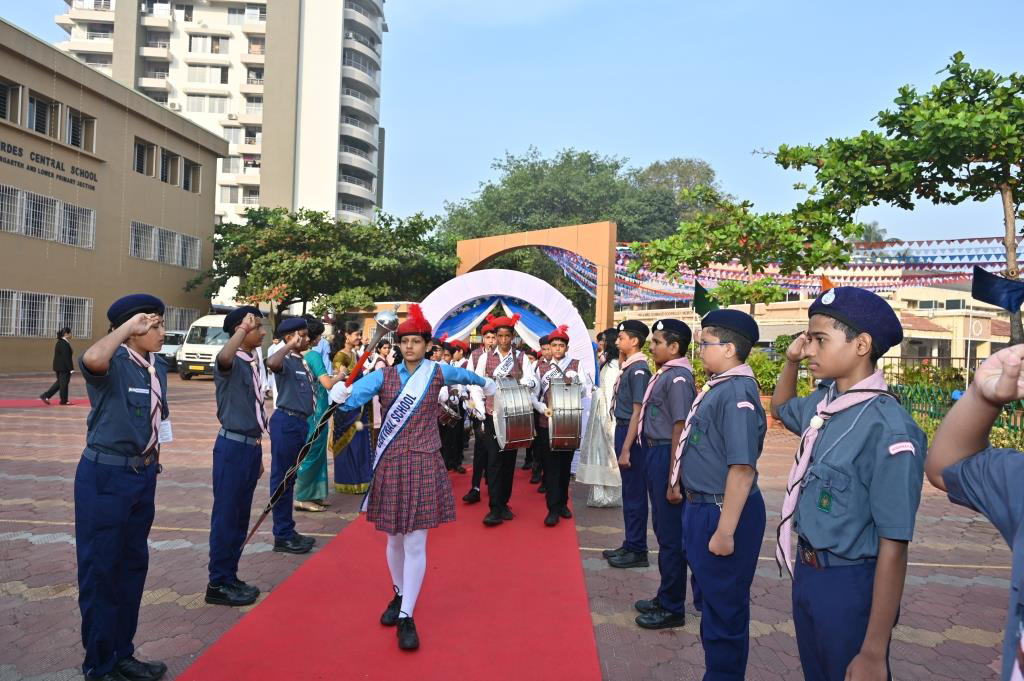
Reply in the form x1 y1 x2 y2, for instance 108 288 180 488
972 344 1024 406
126 313 161 337
238 313 259 335
785 332 810 363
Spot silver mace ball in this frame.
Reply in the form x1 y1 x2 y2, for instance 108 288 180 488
374 308 399 333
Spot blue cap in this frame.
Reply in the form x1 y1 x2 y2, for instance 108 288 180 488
107 294 164 328
652 318 692 349
808 287 903 355
616 319 650 341
701 309 759 344
223 306 264 333
277 317 308 336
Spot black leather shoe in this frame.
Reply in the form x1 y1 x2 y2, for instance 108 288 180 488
205 582 258 607
602 546 628 559
634 598 660 614
85 672 129 681
230 578 260 600
455 466 466 474
273 533 314 554
635 608 686 630
462 488 481 504
397 616 420 650
608 551 649 569
114 656 167 681
544 512 559 527
380 586 402 626
529 473 542 484
39 396 51 405
537 483 546 493
500 506 515 521
482 511 503 526
559 506 573 519
520 462 532 470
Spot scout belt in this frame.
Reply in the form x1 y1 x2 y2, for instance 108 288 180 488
796 538 875 569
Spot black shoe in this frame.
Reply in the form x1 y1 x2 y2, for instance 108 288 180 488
230 578 260 600
559 506 573 519
397 616 420 650
520 462 532 470
634 598 660 614
114 656 167 681
39 396 50 405
273 533 315 554
635 608 686 630
462 488 481 504
537 483 546 494
529 473 541 484
205 582 258 607
544 512 559 527
85 672 130 681
608 551 649 569
500 506 515 521
482 511 503 526
455 466 466 474
602 546 628 559
380 586 402 626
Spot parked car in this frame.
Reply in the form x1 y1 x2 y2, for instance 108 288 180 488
177 314 228 379
159 331 186 369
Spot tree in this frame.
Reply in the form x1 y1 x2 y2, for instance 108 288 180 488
769 53 1024 341
186 208 457 326
860 220 887 243
633 157 721 221
631 186 861 313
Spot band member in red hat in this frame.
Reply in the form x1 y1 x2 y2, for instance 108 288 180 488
331 304 495 651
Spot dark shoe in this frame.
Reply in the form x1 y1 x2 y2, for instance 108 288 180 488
634 598 660 614
500 506 515 521
520 462 532 470
205 582 258 607
529 473 541 484
455 466 466 474
85 672 130 681
380 586 402 626
544 512 559 527
114 656 168 681
602 546 628 559
537 483 546 494
462 488 481 504
482 511 503 526
397 616 420 650
608 551 649 569
39 396 50 405
559 506 573 519
230 578 260 600
273 533 315 554
635 608 686 630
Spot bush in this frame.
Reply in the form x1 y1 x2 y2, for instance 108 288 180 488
914 413 1024 450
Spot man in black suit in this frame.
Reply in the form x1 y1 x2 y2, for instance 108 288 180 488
41 326 74 405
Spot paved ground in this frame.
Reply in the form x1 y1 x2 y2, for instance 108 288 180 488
0 373 1012 680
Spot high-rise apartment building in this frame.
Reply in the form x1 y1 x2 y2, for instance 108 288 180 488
55 0 385 228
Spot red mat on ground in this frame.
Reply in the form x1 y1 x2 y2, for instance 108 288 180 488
0 398 90 409
179 468 602 681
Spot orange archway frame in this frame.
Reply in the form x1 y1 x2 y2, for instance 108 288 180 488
455 221 617 332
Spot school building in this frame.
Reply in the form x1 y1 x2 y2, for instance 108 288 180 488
0 19 227 372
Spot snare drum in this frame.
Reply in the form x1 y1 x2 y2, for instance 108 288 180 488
438 403 460 427
546 375 582 450
493 377 535 450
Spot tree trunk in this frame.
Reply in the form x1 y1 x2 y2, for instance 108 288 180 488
1000 184 1023 344
746 262 756 316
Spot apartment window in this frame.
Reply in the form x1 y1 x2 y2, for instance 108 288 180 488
133 138 156 175
160 149 179 185
222 126 241 144
17 292 53 338
60 203 96 248
242 189 259 205
220 185 239 204
27 93 59 137
130 220 156 259
242 154 260 172
186 94 204 113
245 4 266 22
246 68 263 85
182 159 201 193
227 7 244 24
244 126 261 144
149 93 168 105
56 295 93 338
0 79 22 124
248 37 264 55
24 192 58 240
187 65 205 83
179 235 200 269
207 96 227 114
174 3 193 22
156 228 177 264
245 96 262 115
222 156 241 173
66 108 96 152
145 31 169 48
0 185 21 234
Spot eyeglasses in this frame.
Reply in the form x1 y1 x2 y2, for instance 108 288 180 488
698 341 729 349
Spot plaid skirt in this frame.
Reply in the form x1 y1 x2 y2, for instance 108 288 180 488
366 447 456 535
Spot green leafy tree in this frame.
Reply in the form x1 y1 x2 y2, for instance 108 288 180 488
709 278 787 307
859 220 887 243
633 157 721 221
770 52 1024 340
187 208 457 326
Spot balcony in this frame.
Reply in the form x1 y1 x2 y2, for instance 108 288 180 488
141 13 174 29
55 14 73 30
338 204 372 223
338 174 375 202
339 147 377 175
241 194 261 206
235 112 262 126
236 170 261 186
241 22 266 35
240 52 265 65
59 38 114 54
341 89 379 122
184 52 231 66
342 65 379 94
137 73 170 91
239 78 264 95
344 30 381 57
340 116 377 148
66 6 116 23
344 4 382 38
139 44 171 60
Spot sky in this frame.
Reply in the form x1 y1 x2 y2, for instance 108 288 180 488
4 0 1023 242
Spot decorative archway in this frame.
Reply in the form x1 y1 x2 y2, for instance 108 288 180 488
455 221 617 332
420 269 597 383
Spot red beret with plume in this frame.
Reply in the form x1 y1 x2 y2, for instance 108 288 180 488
396 304 432 338
486 312 521 331
548 325 569 343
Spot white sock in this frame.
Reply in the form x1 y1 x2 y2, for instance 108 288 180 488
398 529 428 618
386 532 405 595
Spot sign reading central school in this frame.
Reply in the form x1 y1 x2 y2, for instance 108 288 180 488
0 137 98 191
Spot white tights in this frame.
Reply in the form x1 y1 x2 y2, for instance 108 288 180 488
385 529 428 619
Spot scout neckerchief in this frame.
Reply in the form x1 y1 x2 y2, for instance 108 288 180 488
775 370 893 577
362 359 439 511
492 347 517 378
122 344 163 453
668 364 756 489
236 349 268 432
637 357 693 442
610 352 648 418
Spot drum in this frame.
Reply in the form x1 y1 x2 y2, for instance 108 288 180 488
438 403 460 427
547 375 583 451
493 376 535 450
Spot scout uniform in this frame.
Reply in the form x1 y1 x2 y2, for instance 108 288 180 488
206 306 266 607
606 320 652 565
74 294 169 681
634 319 698 629
775 288 925 681
675 309 766 679
267 317 316 553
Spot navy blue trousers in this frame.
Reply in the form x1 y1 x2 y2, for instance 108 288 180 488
614 423 648 553
793 556 892 681
644 444 700 614
208 435 262 584
269 410 308 540
684 489 766 681
74 455 157 677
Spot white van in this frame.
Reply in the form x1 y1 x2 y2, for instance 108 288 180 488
176 314 228 379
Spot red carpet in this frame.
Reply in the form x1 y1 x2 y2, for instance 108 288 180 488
0 398 90 409
179 468 602 681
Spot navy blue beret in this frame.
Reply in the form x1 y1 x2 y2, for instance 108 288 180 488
701 309 759 344
277 317 308 335
652 319 693 349
808 287 903 354
616 319 650 341
223 305 264 333
107 294 164 328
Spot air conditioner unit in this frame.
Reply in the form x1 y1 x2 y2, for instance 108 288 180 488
227 113 238 120
169 102 182 111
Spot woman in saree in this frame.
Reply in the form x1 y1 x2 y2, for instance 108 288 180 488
576 329 623 508
331 320 374 494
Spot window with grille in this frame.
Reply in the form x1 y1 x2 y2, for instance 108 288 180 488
165 305 200 331
56 295 93 338
60 203 96 248
180 235 201 269
156 228 177 264
0 81 16 123
130 221 200 269
130 220 156 260
0 184 20 234
0 183 94 248
0 290 14 336
23 191 57 240
17 292 52 337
